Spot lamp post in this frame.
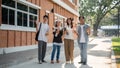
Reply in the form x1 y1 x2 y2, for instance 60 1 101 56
118 7 120 38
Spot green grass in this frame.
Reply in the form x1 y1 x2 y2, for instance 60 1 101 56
112 38 120 51
112 37 120 66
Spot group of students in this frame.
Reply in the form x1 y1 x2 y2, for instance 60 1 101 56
36 15 90 65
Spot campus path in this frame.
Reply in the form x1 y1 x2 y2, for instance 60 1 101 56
7 37 112 68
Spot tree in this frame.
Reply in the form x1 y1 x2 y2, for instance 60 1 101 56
79 0 120 36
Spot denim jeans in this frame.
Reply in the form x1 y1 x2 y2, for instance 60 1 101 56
78 43 87 63
51 44 61 60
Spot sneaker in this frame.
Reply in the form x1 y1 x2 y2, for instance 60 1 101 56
51 60 54 64
56 60 60 63
38 61 42 64
66 61 70 64
78 61 83 64
83 62 87 65
42 60 47 63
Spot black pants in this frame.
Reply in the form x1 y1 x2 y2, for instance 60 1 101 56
38 41 47 61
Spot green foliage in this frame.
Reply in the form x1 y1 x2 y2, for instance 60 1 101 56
79 0 120 27
112 38 120 51
112 37 120 42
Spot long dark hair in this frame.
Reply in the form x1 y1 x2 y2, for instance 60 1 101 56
66 18 73 28
55 21 59 27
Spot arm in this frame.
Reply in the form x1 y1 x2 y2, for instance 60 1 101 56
45 25 50 36
35 20 39 32
87 27 91 35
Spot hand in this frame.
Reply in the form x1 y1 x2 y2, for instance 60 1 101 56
87 28 90 35
35 20 39 25
45 32 49 36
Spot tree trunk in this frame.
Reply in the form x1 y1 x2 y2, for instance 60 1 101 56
93 24 98 36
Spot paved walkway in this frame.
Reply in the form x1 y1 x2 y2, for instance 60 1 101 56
7 37 112 68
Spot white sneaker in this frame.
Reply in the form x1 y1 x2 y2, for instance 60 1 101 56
39 60 42 64
66 61 70 64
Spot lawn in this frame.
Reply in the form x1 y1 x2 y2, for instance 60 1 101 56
112 38 120 68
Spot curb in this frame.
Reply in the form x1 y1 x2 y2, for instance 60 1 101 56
111 50 117 68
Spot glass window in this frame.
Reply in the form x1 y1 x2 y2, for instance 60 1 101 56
17 3 28 11
29 7 37 14
2 8 8 24
23 13 27 27
2 0 38 28
9 9 15 25
29 15 34 27
29 15 37 28
2 0 15 8
17 12 22 26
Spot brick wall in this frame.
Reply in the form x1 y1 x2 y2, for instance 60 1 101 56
15 31 21 46
0 30 36 48
0 30 8 47
62 0 76 10
0 0 78 48
26 32 32 45
8 31 15 47
27 0 41 6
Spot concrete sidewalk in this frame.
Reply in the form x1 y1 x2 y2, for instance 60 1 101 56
8 37 112 68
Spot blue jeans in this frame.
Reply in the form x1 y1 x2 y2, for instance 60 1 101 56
51 44 61 60
78 43 87 63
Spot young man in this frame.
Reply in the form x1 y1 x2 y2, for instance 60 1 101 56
77 16 90 65
36 15 49 64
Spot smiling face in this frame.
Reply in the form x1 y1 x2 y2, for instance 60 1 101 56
56 21 61 27
68 19 71 25
43 17 48 23
79 16 85 25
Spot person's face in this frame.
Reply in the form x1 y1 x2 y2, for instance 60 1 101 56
57 22 61 27
68 19 71 25
79 17 85 24
43 17 48 23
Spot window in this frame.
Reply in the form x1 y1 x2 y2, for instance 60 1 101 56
29 15 37 27
2 0 15 8
2 8 8 24
9 9 15 25
17 12 28 27
17 3 28 12
2 0 38 28
2 7 15 25
29 7 37 14
23 13 27 27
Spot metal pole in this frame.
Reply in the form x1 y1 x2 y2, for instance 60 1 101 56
118 8 120 38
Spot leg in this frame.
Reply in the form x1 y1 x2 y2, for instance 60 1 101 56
42 41 47 61
82 43 87 64
64 39 70 62
51 44 57 61
38 41 43 63
56 45 61 61
69 40 74 62
78 43 84 62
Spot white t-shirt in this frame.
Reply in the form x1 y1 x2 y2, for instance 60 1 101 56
64 26 74 40
38 23 49 42
80 25 86 43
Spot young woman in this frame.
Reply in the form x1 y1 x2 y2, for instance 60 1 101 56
64 18 75 64
51 21 63 64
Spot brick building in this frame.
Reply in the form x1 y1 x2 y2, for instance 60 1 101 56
0 0 79 54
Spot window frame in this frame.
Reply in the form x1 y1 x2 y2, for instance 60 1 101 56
0 0 40 32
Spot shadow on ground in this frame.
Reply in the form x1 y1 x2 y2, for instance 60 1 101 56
88 50 111 58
